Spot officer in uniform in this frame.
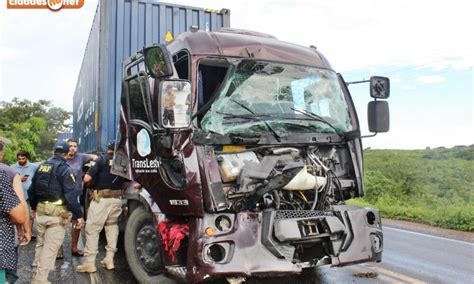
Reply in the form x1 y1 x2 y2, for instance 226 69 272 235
29 141 85 284
76 140 128 273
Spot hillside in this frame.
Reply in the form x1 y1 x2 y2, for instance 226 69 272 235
349 145 474 231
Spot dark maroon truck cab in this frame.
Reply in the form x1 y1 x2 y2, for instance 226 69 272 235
113 29 388 283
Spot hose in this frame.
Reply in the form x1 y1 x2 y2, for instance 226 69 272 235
310 164 319 211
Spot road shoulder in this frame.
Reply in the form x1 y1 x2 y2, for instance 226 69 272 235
382 218 474 243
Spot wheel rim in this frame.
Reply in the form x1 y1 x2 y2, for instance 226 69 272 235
136 223 162 274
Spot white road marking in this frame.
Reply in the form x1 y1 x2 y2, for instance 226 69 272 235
384 226 474 246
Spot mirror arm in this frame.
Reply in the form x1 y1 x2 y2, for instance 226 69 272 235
361 132 378 139
346 79 370 86
151 125 166 135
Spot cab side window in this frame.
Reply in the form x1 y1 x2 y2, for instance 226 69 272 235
127 75 150 122
173 50 189 80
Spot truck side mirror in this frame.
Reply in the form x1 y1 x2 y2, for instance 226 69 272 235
368 101 390 132
159 80 192 129
370 76 390 99
143 45 173 78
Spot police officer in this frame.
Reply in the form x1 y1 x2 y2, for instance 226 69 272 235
29 141 85 284
76 140 128 273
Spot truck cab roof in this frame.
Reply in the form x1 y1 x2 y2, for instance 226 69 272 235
167 28 333 70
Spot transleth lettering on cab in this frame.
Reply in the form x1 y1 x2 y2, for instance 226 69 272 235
132 158 159 173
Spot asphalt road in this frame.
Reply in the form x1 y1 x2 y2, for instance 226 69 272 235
316 226 474 284
16 232 138 284
14 224 474 283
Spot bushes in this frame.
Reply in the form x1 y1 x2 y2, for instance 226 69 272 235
424 202 474 231
353 146 474 231
364 171 401 202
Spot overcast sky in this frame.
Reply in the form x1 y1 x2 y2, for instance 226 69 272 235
1 0 472 149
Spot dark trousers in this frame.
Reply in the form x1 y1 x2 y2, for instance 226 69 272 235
163 109 175 126
5 246 19 283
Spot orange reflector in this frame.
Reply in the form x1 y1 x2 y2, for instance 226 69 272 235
222 145 246 152
205 227 215 236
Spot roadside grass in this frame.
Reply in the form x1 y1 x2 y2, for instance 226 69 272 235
347 146 474 232
347 198 474 231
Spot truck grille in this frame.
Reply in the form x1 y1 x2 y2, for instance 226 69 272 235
274 210 333 220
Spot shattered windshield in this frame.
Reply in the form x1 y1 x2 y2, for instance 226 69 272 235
201 60 353 136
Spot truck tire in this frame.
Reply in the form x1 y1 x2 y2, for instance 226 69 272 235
124 206 174 284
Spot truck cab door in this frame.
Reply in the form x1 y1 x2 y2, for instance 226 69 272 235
112 71 157 182
113 45 204 216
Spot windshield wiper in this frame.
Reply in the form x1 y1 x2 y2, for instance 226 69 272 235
228 99 283 142
217 112 271 120
290 107 345 138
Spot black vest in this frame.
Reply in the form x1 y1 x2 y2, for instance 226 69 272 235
92 153 125 190
34 157 67 201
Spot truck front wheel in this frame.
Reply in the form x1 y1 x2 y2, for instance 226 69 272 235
124 206 173 283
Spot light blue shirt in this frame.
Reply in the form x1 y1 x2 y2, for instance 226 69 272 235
10 161 38 200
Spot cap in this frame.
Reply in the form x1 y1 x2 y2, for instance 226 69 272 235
53 140 70 153
106 140 116 150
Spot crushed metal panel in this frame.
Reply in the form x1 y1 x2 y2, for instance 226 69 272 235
167 30 332 69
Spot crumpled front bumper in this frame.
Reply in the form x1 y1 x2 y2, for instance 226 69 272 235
329 205 383 266
187 205 382 282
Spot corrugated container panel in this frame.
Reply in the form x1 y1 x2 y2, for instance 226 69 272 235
57 132 74 141
73 5 100 152
73 0 230 153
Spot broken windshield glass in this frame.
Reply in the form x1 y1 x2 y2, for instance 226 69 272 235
201 60 353 136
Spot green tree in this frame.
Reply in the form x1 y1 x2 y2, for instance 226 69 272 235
0 98 71 163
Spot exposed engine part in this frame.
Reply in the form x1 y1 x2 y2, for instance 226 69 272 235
308 151 330 173
235 161 304 211
237 155 279 194
283 166 327 191
271 147 300 155
218 152 259 182
220 146 348 212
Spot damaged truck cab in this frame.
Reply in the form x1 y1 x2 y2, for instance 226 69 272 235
112 28 390 283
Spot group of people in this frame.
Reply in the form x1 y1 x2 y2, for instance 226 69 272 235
0 138 129 283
